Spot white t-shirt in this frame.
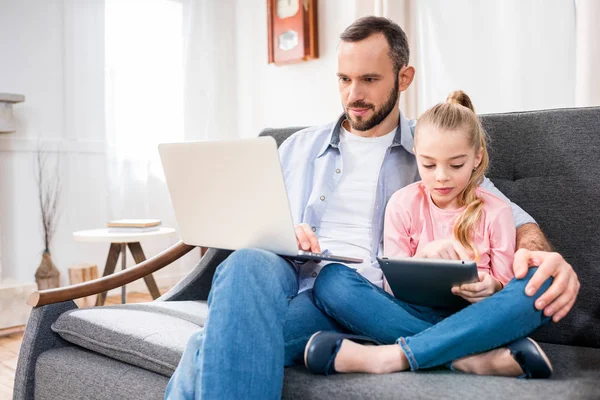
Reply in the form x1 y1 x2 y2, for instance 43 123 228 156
318 125 396 286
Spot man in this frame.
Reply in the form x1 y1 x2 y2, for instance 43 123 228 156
165 16 580 399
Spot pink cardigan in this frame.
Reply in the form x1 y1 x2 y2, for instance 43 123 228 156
384 181 516 286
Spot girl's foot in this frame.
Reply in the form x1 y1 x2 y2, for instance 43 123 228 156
333 340 410 374
453 347 523 376
453 337 553 378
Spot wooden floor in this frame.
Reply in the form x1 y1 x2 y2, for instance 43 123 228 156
0 291 159 400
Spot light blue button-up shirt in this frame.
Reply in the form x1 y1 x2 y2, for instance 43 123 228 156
278 113 535 292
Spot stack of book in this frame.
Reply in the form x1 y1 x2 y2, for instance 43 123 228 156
107 219 161 233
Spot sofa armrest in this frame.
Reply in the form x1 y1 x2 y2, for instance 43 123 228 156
158 248 232 302
14 301 78 400
27 241 195 307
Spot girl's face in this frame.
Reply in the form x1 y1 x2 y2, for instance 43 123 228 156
414 126 483 210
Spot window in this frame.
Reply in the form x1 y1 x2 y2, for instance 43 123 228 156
105 0 183 178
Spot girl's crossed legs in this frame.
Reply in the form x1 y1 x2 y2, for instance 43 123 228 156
312 263 552 376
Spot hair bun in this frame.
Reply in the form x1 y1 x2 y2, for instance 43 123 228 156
446 90 475 113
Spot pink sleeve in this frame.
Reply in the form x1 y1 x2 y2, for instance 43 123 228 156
383 194 415 258
488 205 517 286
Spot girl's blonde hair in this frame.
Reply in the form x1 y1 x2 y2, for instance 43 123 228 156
415 90 489 260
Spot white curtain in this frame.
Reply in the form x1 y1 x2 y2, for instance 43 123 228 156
104 0 235 222
182 0 237 142
356 0 599 118
104 0 184 222
575 0 600 107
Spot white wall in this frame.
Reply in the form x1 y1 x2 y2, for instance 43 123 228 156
233 0 580 133
0 0 197 292
234 0 361 138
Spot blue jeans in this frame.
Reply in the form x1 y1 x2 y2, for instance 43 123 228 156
312 263 552 371
164 249 345 400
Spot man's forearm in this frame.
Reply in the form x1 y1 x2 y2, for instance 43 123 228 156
516 223 552 252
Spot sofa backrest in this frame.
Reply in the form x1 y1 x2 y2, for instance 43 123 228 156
260 106 600 349
481 107 600 348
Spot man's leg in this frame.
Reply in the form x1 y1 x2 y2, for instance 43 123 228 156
165 248 299 400
283 289 347 367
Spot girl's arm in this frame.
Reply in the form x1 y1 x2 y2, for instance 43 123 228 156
488 205 517 287
452 204 516 302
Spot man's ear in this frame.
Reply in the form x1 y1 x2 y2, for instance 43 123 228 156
398 65 415 92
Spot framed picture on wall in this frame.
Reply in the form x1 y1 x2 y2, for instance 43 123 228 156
267 0 319 65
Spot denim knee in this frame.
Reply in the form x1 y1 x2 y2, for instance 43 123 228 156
219 248 281 278
215 248 296 292
313 263 357 310
506 267 553 301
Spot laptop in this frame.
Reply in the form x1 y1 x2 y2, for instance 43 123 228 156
158 136 363 264
377 256 478 310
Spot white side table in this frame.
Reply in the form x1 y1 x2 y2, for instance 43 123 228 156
73 227 176 305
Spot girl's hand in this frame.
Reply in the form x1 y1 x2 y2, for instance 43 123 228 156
415 239 472 260
452 272 503 303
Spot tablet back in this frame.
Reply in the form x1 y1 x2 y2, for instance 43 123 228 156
378 257 478 310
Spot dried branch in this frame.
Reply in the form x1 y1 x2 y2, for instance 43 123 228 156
35 147 61 253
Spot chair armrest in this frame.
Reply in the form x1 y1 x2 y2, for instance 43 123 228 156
159 248 232 302
27 241 195 307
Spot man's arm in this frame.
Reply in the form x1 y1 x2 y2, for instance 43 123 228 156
481 177 580 323
515 224 580 323
516 223 552 252
480 177 535 227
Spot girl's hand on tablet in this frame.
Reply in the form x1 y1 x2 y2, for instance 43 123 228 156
452 272 502 303
415 239 471 260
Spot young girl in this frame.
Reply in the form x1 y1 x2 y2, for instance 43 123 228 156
383 90 515 300
304 91 553 379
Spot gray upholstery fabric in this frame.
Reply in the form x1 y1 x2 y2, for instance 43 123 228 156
34 342 600 400
35 347 169 400
13 301 77 400
158 248 231 302
480 107 600 348
51 301 207 376
281 343 600 400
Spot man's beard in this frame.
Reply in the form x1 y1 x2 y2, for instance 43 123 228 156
344 78 399 132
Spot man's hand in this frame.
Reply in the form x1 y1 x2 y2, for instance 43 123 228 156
513 248 580 322
294 223 321 253
452 272 502 303
415 239 472 260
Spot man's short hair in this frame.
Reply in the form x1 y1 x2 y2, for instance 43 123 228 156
340 16 410 74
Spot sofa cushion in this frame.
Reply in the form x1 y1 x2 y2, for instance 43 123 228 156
51 301 207 376
36 341 600 400
35 347 169 400
281 342 600 399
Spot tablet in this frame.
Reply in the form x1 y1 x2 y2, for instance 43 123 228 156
377 256 479 310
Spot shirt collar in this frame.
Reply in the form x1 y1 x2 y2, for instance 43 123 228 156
317 112 415 158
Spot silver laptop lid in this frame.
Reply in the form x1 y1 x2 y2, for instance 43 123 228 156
158 137 299 256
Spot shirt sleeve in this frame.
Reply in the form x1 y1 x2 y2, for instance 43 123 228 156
480 177 536 228
383 194 415 258
488 205 517 286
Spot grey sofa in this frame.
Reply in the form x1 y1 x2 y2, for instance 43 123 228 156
14 107 600 400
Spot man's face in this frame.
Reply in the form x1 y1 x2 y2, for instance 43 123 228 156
337 34 399 132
